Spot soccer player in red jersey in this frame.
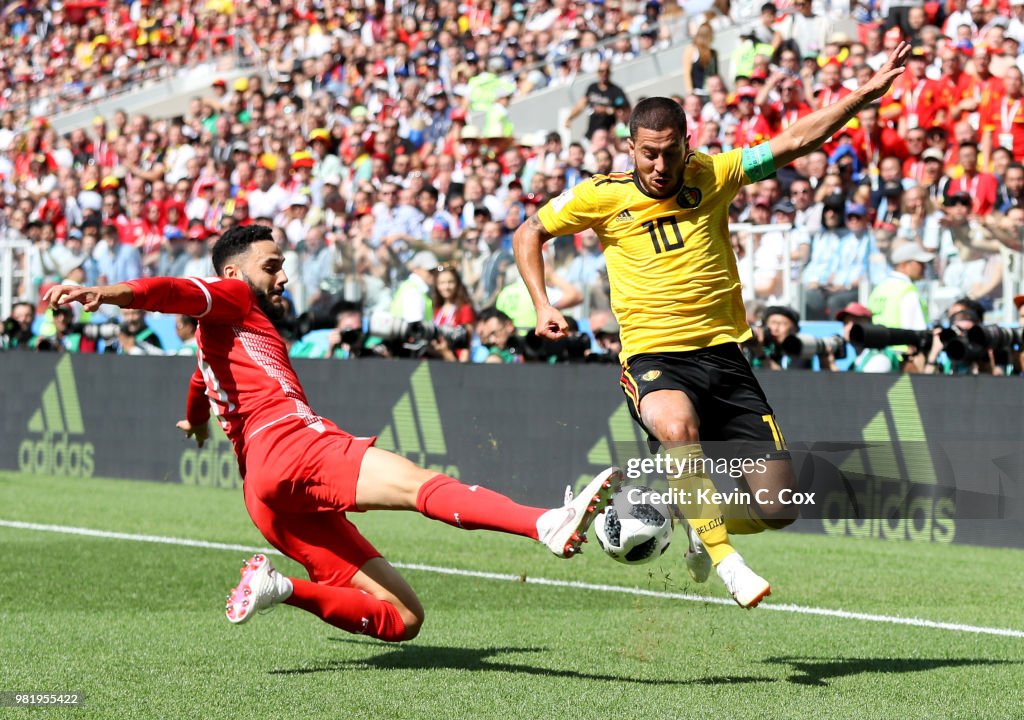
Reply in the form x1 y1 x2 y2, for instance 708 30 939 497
45 225 622 642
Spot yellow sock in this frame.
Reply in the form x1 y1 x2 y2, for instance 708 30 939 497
664 444 735 565
726 508 771 535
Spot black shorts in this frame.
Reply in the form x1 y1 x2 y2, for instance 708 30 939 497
620 343 789 459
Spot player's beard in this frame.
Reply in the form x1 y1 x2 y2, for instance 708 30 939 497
241 274 286 321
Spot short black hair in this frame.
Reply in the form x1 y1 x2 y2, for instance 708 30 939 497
950 297 985 323
629 96 687 141
212 224 274 275
477 307 512 325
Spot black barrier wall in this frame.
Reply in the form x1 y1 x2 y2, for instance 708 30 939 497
2 354 1022 548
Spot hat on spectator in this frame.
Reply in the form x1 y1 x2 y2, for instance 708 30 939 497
1014 293 1024 308
408 250 439 271
58 255 87 278
187 225 208 241
257 153 278 171
736 86 758 100
772 199 796 214
763 305 800 327
890 243 935 264
845 202 867 217
289 194 310 207
835 302 872 322
323 174 342 186
309 128 330 143
290 151 315 169
234 78 249 92
487 56 507 73
67 228 83 240
100 176 119 190
522 192 546 205
750 68 768 81
350 105 369 120
461 125 482 140
753 195 770 207
921 148 945 162
79 192 102 212
450 107 467 122
212 78 226 88
165 227 185 241
231 140 249 154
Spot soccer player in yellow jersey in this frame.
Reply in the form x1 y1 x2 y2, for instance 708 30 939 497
514 43 911 608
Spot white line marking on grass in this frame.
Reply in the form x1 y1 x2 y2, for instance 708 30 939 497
3 519 1023 639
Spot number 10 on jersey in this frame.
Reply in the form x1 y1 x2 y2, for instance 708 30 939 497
643 217 684 254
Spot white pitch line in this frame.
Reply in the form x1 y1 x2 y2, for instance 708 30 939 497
3 519 1023 639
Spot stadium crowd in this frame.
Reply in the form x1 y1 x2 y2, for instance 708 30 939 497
3 0 1024 374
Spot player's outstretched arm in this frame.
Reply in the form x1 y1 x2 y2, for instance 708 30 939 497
513 214 567 339
44 283 135 312
768 42 911 169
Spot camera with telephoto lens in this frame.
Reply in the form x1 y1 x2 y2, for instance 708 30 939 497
781 333 848 360
69 322 121 340
369 313 470 351
848 323 936 352
941 327 988 363
523 329 592 363
967 325 1024 352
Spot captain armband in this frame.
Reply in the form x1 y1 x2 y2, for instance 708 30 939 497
742 143 777 183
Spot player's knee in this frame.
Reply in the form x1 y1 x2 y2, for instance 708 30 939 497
658 419 700 444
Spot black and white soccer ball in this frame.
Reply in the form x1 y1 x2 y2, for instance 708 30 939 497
594 485 674 564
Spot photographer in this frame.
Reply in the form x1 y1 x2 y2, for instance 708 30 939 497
35 306 83 353
746 305 811 370
327 301 386 360
1 301 36 350
825 302 901 373
474 307 523 364
919 299 1002 375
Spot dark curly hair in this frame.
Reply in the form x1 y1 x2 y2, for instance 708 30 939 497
211 224 274 275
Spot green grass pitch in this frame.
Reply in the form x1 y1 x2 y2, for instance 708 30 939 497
1 471 1022 720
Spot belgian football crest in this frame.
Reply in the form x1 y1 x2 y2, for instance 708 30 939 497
676 185 702 209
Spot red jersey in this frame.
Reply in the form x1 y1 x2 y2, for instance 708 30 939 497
982 94 1024 162
884 75 944 129
123 276 323 469
945 172 999 215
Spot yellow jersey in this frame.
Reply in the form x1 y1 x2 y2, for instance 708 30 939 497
538 148 756 363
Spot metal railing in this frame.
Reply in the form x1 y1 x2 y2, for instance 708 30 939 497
0 234 31 320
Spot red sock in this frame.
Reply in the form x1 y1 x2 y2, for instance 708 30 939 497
415 474 544 539
285 578 407 642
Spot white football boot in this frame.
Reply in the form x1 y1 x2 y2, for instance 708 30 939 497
715 552 771 608
225 554 294 624
683 524 712 583
537 467 623 558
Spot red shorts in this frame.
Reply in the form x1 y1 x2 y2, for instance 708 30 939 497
242 417 380 586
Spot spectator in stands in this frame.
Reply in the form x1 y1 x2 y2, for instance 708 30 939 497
682 23 719 97
94 224 142 285
564 61 629 139
431 264 475 362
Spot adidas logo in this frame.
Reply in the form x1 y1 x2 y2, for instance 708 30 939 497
179 422 240 489
377 364 460 478
19 356 95 477
613 210 634 222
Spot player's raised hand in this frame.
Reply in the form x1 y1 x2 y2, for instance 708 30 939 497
536 305 569 340
43 283 130 312
860 41 911 103
176 419 209 448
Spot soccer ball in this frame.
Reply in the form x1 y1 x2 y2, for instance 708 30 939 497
594 485 674 564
